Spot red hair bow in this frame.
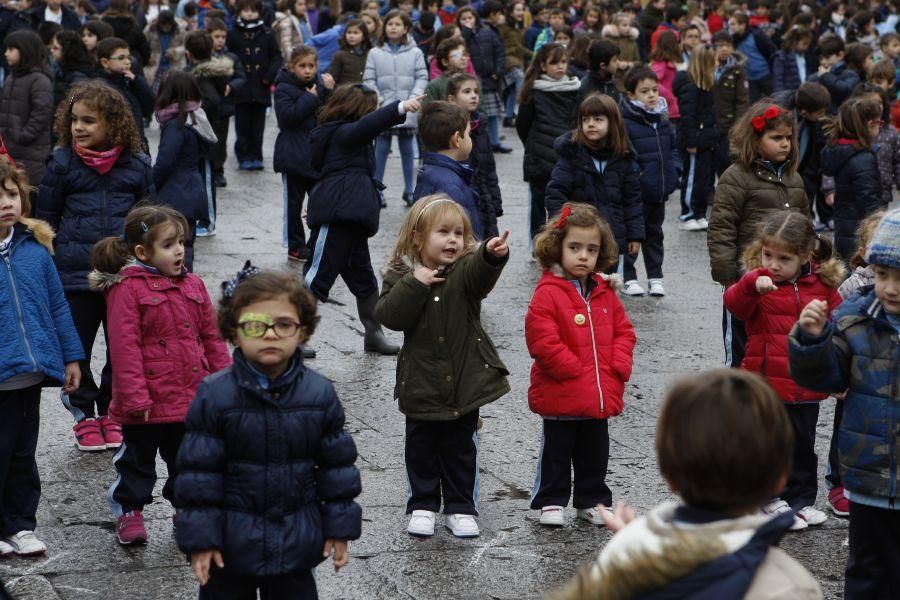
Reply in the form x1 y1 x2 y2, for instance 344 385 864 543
554 205 572 229
751 106 782 133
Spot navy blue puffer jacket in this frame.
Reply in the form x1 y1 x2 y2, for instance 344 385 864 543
619 98 680 203
175 350 362 577
413 152 488 239
821 141 881 261
36 147 155 291
154 118 212 222
273 68 325 178
674 72 719 150
462 24 505 94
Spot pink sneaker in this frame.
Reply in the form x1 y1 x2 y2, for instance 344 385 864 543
98 416 123 450
828 487 850 517
116 511 148 545
73 418 106 452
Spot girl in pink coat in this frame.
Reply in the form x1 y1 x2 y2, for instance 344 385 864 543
88 204 231 547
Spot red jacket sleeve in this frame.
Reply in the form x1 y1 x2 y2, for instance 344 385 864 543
197 285 232 373
107 282 153 415
723 268 767 322
525 286 582 381
609 294 636 383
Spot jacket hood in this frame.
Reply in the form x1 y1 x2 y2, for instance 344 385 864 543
619 96 669 122
421 152 474 182
739 257 847 290
821 143 866 176
185 107 218 144
17 217 55 254
274 67 308 87
539 263 623 292
553 131 633 161
600 24 639 39
88 263 185 291
191 55 234 79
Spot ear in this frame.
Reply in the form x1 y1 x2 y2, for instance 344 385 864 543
449 130 461 149
134 244 150 262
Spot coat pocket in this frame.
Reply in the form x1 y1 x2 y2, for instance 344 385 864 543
143 359 175 402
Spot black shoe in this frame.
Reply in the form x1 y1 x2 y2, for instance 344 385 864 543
287 247 312 262
357 292 399 355
380 195 388 209
503 117 515 128
214 175 227 187
403 192 413 207
492 144 513 154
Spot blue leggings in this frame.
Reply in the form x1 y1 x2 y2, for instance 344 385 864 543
375 132 416 197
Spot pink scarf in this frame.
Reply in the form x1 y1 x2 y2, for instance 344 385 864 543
72 143 124 175
156 101 202 124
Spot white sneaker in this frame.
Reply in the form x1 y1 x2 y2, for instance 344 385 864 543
623 280 646 296
407 510 435 537
577 506 614 526
0 538 13 556
445 514 480 537
538 505 565 526
4 530 47 556
797 506 828 526
195 225 216 237
696 218 709 230
648 279 666 297
679 218 702 231
761 499 807 531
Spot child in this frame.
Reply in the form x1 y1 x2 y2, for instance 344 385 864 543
0 160 82 558
789 209 900 599
498 0 527 127
438 0 459 27
375 195 510 538
427 24 475 80
723 211 844 530
364 9 428 207
153 71 218 257
37 81 155 452
175 265 361 597
679 23 703 65
81 19 115 62
413 12 436 56
649 30 680 120
574 5 603 36
96 37 155 151
227 0 282 171
274 45 333 262
144 10 186 92
821 96 883 262
360 10 383 51
579 38 621 102
707 101 810 368
424 37 468 104
711 31 749 178
204 17 246 187
304 85 422 356
526 202 635 527
556 369 821 599
601 12 640 91
516 42 580 240
50 31 95 116
525 3 550 52
545 93 643 289
772 25 813 93
620 67 680 297
88 205 230 545
327 19 371 85
553 24 573 49
853 83 900 208
674 45 717 232
812 35 864 109
273 0 312 62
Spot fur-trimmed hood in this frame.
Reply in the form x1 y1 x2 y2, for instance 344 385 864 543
601 24 639 39
741 252 847 290
87 269 123 291
190 55 235 79
18 217 55 254
547 262 624 292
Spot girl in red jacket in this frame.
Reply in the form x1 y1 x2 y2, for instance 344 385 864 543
723 210 844 532
88 204 231 547
525 202 636 528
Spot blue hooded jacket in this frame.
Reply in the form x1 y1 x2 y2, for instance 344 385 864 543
413 152 485 239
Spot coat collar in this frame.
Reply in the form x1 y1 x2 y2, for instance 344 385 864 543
233 348 305 400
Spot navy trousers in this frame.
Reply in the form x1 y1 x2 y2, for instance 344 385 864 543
108 423 185 516
200 568 317 600
0 384 41 536
530 418 611 510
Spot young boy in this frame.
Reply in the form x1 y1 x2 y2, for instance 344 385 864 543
533 8 567 53
227 0 282 171
205 17 246 187
811 34 858 109
579 39 620 101
789 209 900 599
424 38 469 104
96 37 154 152
711 31 749 177
556 369 821 599
877 32 900 88
274 45 333 262
525 3 550 51
413 101 486 238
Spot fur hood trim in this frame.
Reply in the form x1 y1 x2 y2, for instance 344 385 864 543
601 24 639 39
382 244 480 277
742 253 847 289
547 263 624 291
191 55 234 79
20 217 55 254
88 269 124 291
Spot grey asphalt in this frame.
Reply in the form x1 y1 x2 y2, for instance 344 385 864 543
0 114 848 599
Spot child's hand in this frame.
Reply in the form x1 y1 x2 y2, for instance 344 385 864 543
123 68 135 81
486 230 510 258
598 500 636 533
799 299 829 337
413 265 446 286
824 192 835 207
686 146 697 154
818 63 829 75
755 275 777 294
322 73 335 89
402 95 426 113
224 84 231 96
626 241 640 255
191 549 224 586
63 361 81 394
322 539 349 572
309 83 318 96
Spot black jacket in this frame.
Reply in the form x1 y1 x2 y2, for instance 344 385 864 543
189 55 241 121
52 66 93 112
0 67 53 185
821 141 882 259
772 89 826 208
154 117 212 222
462 23 504 94
96 70 154 146
175 350 362 577
810 62 861 109
227 18 283 105
273 68 326 178
579 72 620 103
516 83 580 181
546 132 645 250
102 15 151 67
619 98 680 203
25 2 81 30
468 113 502 223
674 72 719 150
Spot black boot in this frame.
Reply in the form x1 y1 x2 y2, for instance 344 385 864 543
357 292 399 355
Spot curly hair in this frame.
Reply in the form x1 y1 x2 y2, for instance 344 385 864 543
534 203 619 272
729 100 798 173
54 80 142 152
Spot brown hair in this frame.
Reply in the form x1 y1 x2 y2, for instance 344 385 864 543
445 72 480 99
573 93 630 156
388 194 477 269
419 101 469 152
781 25 812 50
657 369 793 512
649 29 681 63
623 65 657 93
288 44 317 65
360 9 383 41
850 209 886 268
379 9 411 45
687 45 715 91
822 96 882 149
741 210 839 274
90 203 188 274
533 203 618 271
868 59 896 86
435 37 466 72
0 160 32 217
518 42 568 104
729 100 798 172
218 270 320 344
55 80 142 152
317 83 379 122
339 20 372 51
204 16 228 33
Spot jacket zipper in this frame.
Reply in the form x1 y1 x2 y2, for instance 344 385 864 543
4 239 38 371
793 282 803 402
652 119 666 198
102 175 110 234
582 292 605 413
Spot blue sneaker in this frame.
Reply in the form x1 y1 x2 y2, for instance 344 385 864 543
239 160 253 170
251 160 264 170
196 225 215 237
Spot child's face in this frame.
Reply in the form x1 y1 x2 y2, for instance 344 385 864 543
715 42 733 63
361 15 377 35
240 7 259 21
549 13 566 28
761 243 805 282
758 123 792 163
82 29 98 51
448 81 479 112
795 36 811 53
398 0 413 14
420 215 465 269
581 114 609 142
628 77 659 108
872 77 891 93
584 10 598 27
100 46 132 74
682 28 701 50
345 26 364 47
441 0 453 7
458 11 476 29
4 47 19 68
444 45 468 72
874 265 900 313
294 0 307 15
135 222 185 277
821 51 843 68
0 178 22 238
535 9 549 24
384 16 408 41
233 295 306 377
290 54 317 82
70 100 109 150
615 19 630 36
883 39 900 59
511 3 524 21
543 57 568 80
554 31 571 46
210 29 227 51
50 37 63 62
561 225 602 283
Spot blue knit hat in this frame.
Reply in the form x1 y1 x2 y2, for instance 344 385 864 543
865 209 900 268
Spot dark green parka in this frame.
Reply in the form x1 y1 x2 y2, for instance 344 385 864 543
374 244 510 421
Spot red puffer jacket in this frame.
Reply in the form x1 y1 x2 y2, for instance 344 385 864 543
525 269 636 419
90 265 232 425
723 265 843 403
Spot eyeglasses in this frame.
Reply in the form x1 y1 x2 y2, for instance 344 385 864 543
110 54 131 62
238 319 302 338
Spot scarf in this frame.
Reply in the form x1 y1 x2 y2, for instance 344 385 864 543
156 100 202 124
629 96 669 117
72 143 123 175
533 74 581 92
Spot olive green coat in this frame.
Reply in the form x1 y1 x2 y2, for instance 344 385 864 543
375 244 510 421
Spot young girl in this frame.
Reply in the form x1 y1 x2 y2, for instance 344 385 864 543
723 211 844 530
852 84 900 208
457 6 508 152
88 205 230 546
707 101 809 369
144 10 187 92
516 42 580 240
50 31 95 111
526 202 635 527
553 24 574 48
81 19 115 62
674 44 718 232
304 84 422 356
0 31 53 188
602 13 640 86
821 96 883 262
153 71 218 257
649 30 681 121
273 0 313 61
498 0 528 127
360 9 383 50
772 26 813 93
574 5 604 35
327 20 371 85
0 160 82 558
375 195 510 538
427 24 476 79
566 35 591 80
545 93 643 287
363 9 427 207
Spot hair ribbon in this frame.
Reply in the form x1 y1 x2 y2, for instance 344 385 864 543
221 260 261 299
554 205 572 229
752 106 782 133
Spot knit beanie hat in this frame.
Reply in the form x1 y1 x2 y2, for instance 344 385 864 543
865 209 900 268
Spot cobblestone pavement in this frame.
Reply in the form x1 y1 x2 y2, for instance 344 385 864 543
1 115 848 599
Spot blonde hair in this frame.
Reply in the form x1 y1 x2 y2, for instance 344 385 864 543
387 194 477 268
851 209 886 268
687 45 715 91
534 203 619 272
729 100 799 173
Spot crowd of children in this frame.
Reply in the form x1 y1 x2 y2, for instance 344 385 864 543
1 0 900 598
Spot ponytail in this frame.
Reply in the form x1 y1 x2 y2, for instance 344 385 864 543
90 236 132 274
811 233 834 265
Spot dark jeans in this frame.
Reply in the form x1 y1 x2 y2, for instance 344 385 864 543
529 177 549 240
303 225 378 302
748 76 773 103
826 398 844 488
845 502 900 600
108 423 185 516
405 410 479 515
530 418 611 510
63 290 111 421
0 384 41 536
782 403 820 511
722 303 748 368
200 568 317 600
233 103 267 163
210 116 230 177
623 201 665 281
283 174 314 251
680 148 714 221
713 134 732 178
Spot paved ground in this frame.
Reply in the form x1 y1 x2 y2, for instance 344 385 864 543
1 115 849 599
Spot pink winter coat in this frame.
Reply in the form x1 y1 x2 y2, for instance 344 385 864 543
90 265 232 425
650 60 680 119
